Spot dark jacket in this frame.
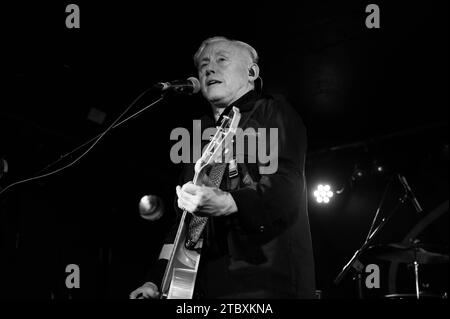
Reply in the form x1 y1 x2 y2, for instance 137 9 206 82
149 90 316 299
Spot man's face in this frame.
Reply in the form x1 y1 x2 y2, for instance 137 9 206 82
197 41 252 108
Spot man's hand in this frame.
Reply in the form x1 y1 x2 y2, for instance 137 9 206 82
176 182 238 217
129 282 160 299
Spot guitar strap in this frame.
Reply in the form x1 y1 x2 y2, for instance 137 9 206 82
185 162 227 249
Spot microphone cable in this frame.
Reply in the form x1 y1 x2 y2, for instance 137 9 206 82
0 88 164 196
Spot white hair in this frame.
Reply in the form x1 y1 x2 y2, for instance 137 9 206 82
193 36 259 68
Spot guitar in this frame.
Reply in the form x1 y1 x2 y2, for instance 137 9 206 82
160 107 241 299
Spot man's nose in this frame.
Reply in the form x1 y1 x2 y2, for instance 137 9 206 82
205 61 216 76
205 66 216 76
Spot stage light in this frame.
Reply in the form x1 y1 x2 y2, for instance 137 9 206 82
352 168 365 180
371 160 387 175
351 162 369 183
313 184 334 204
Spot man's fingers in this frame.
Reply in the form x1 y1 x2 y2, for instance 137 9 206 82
181 182 201 195
178 198 195 213
177 185 199 204
129 289 142 299
130 287 159 299
130 282 161 299
143 289 160 299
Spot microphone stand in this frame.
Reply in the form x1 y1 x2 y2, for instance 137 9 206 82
34 80 200 178
334 174 419 298
35 94 165 176
0 87 174 196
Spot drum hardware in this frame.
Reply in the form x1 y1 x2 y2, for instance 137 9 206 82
366 239 449 299
334 174 448 299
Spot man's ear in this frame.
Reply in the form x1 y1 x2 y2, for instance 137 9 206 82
248 63 260 81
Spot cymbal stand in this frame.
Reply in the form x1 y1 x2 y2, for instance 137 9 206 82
334 174 415 298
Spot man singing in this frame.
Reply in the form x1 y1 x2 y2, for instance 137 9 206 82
130 36 316 299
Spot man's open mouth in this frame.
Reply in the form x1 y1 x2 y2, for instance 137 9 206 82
207 79 222 87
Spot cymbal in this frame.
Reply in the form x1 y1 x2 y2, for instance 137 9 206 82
384 292 447 299
365 242 449 264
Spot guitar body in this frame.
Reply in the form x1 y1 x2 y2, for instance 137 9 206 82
165 227 203 299
160 107 241 299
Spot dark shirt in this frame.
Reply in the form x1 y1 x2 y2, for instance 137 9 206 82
149 90 316 299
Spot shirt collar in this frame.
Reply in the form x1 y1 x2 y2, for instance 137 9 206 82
215 90 259 125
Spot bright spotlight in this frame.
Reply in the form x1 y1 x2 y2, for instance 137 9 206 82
313 184 334 204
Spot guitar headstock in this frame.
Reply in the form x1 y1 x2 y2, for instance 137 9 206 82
195 107 241 174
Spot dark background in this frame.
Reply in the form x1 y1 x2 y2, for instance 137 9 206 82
1 1 448 299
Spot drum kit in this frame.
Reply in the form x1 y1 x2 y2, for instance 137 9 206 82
366 240 448 299
334 174 448 299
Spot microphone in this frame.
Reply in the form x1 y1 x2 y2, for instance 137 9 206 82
398 174 423 213
139 195 164 221
154 77 200 94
